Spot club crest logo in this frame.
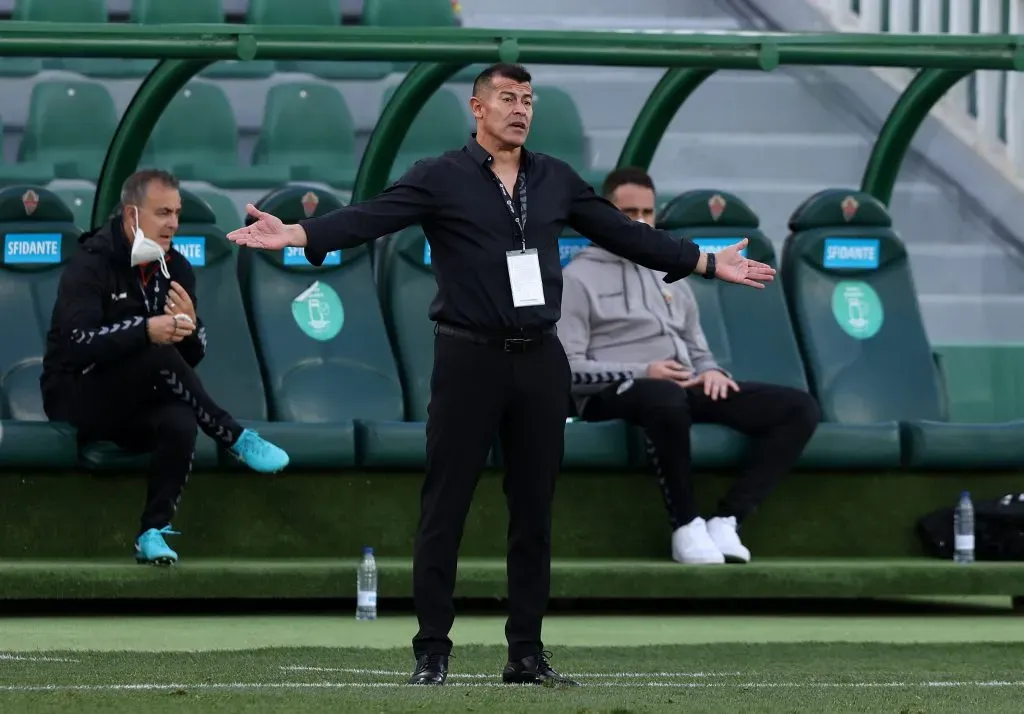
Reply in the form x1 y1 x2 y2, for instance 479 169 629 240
22 189 39 216
708 193 726 222
841 195 859 223
301 191 319 218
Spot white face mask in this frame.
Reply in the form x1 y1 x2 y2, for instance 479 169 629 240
128 206 170 279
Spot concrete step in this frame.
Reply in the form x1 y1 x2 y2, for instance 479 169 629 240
919 295 1024 344
905 244 1024 295
524 69 859 134
462 0 735 21
586 131 885 185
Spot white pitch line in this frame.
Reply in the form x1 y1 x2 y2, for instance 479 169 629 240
280 665 741 678
4 680 1024 692
0 654 80 663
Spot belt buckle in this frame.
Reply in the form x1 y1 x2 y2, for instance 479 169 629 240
503 337 530 353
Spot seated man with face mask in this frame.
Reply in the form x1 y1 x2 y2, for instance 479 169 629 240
40 169 289 565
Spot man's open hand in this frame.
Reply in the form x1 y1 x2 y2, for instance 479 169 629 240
713 238 776 289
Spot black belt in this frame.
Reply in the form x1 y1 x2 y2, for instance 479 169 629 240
435 322 555 353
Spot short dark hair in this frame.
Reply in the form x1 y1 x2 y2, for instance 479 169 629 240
602 167 656 199
120 168 179 208
472 63 533 96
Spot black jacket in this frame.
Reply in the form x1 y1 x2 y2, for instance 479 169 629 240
40 215 207 419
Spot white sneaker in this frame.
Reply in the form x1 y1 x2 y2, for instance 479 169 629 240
671 517 725 564
706 516 751 563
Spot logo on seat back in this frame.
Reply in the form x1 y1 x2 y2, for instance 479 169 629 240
708 194 727 221
3 233 61 264
558 237 589 267
822 238 880 270
284 246 341 266
174 236 206 267
692 238 747 257
301 192 320 218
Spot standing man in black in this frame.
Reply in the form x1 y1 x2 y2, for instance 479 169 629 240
227 63 775 686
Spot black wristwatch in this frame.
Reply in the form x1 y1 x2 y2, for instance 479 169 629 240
702 252 716 280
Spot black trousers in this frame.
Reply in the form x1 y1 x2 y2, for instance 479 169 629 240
582 378 820 528
69 345 244 535
413 328 570 661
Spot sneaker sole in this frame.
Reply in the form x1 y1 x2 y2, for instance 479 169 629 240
135 556 176 566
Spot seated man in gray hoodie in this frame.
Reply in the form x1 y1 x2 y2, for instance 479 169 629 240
557 167 820 565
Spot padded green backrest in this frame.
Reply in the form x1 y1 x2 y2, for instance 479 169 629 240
143 82 237 168
363 0 457 26
246 0 340 24
0 186 81 420
781 189 945 423
381 86 467 174
51 186 95 231
15 0 106 22
253 83 356 169
527 86 587 169
378 226 435 420
132 0 224 23
657 190 809 392
192 189 242 235
173 189 267 421
19 80 118 171
239 186 403 423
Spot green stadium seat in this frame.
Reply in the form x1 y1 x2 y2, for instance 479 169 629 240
16 0 151 78
142 82 290 189
362 0 458 26
131 0 224 23
247 0 391 80
252 83 359 190
649 190 902 469
51 185 95 231
0 186 82 469
238 185 411 467
0 58 45 78
362 0 458 72
781 189 1024 470
383 86 468 181
191 189 242 235
18 80 118 181
0 118 55 186
527 86 604 187
131 0 271 78
374 226 498 468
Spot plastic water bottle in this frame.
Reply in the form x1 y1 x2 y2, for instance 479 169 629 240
953 492 975 564
356 546 378 620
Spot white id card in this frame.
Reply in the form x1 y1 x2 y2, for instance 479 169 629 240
506 249 545 307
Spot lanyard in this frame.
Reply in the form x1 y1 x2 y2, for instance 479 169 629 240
493 170 528 252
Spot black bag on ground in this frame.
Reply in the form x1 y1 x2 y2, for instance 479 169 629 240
917 493 1024 561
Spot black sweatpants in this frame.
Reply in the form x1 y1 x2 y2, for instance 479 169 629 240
71 345 244 535
582 378 820 528
413 327 570 661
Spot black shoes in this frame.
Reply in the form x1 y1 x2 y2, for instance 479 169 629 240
407 649 578 687
407 653 448 685
502 650 580 687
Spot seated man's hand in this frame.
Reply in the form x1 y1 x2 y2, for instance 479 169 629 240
646 359 692 383
681 370 740 401
165 281 196 325
147 315 194 345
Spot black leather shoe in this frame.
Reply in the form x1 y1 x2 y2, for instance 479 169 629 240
502 650 579 686
407 652 449 685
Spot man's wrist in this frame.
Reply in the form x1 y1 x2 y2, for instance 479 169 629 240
288 223 308 248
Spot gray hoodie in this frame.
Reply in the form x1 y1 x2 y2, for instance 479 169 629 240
556 244 726 408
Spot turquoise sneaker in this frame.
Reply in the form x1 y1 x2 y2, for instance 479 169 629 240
230 428 290 473
135 526 181 566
